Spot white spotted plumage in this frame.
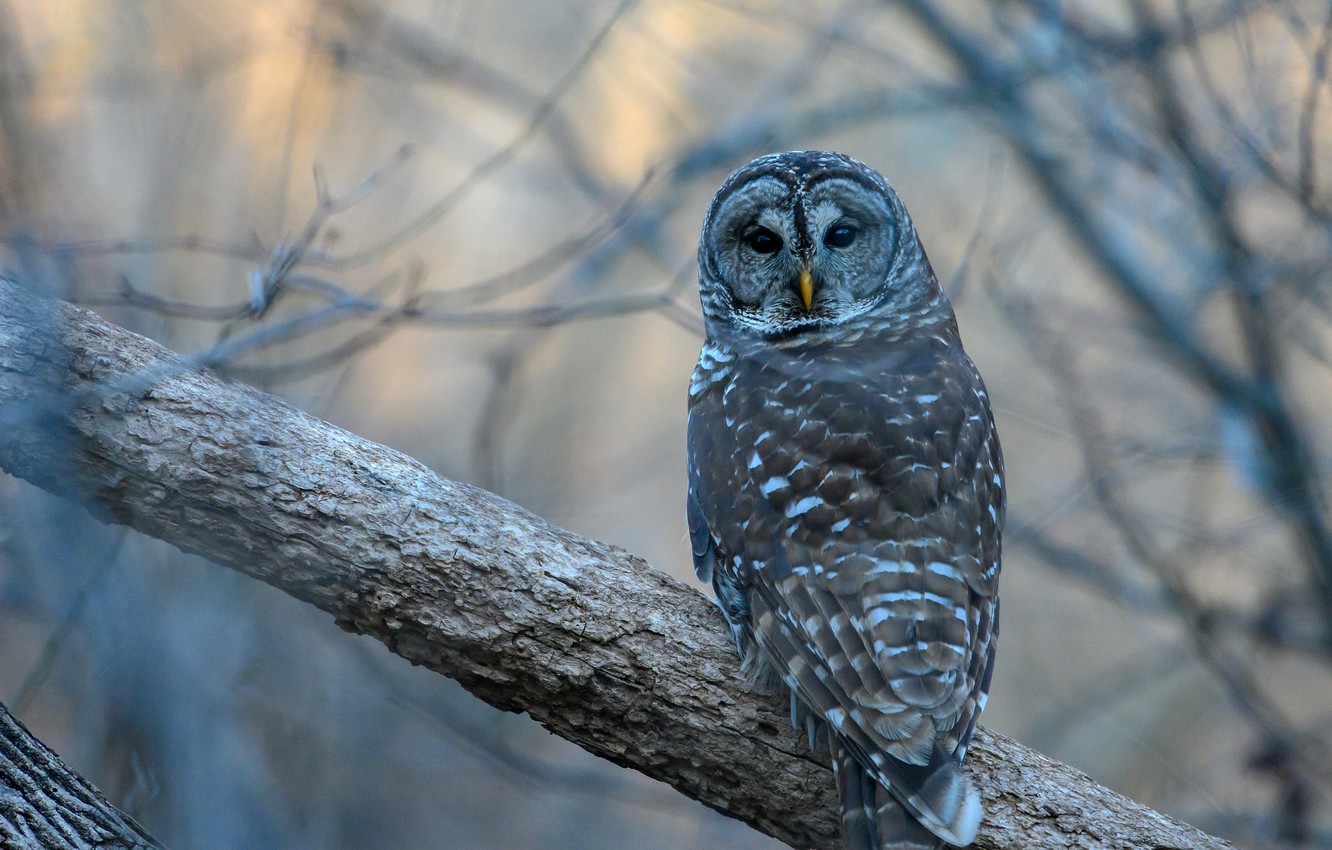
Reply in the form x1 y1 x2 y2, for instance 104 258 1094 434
687 152 1003 850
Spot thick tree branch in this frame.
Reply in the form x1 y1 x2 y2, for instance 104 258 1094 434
0 699 162 849
0 277 1232 850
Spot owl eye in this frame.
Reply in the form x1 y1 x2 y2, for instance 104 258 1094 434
745 228 782 254
824 224 857 248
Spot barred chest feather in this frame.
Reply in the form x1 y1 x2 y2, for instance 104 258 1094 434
687 149 1002 850
686 324 1002 735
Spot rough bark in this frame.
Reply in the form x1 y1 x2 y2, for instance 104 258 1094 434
0 699 162 849
0 277 1232 850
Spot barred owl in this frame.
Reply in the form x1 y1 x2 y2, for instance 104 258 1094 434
686 151 1003 849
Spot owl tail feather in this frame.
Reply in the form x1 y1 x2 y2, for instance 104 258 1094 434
830 732 979 850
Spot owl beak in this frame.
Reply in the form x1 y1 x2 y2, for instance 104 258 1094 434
798 268 815 311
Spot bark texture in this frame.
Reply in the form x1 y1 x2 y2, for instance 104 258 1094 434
0 700 162 849
0 277 1233 850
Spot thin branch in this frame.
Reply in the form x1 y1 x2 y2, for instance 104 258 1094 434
337 0 639 266
992 281 1332 809
10 529 127 715
899 0 1332 645
1297 2 1332 206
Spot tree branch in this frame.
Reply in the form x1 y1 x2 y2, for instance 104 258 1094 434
0 699 162 849
0 277 1232 850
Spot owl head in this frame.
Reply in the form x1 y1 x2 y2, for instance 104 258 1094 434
697 151 947 341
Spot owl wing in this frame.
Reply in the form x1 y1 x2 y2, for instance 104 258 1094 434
687 335 1002 843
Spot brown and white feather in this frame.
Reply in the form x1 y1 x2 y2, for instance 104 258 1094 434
687 151 1003 850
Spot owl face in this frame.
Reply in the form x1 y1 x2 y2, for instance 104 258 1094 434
698 151 936 340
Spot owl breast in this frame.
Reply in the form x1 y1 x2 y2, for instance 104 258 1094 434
688 328 1000 731
688 149 1001 849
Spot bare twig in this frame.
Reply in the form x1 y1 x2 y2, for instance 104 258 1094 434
337 0 639 266
897 0 1332 647
991 281 1331 832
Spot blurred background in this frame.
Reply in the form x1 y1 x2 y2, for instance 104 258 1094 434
1 0 1331 847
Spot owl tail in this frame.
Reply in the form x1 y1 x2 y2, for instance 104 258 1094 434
830 732 979 850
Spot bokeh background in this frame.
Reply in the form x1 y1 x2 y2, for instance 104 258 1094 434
2 1 1331 848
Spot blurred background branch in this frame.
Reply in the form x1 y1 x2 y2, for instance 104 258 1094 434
0 0 1329 848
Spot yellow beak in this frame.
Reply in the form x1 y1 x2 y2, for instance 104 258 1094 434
798 269 814 311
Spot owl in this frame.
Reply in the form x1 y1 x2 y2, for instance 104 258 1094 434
686 151 1002 850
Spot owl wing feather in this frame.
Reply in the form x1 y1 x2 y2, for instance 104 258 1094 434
687 330 1002 846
